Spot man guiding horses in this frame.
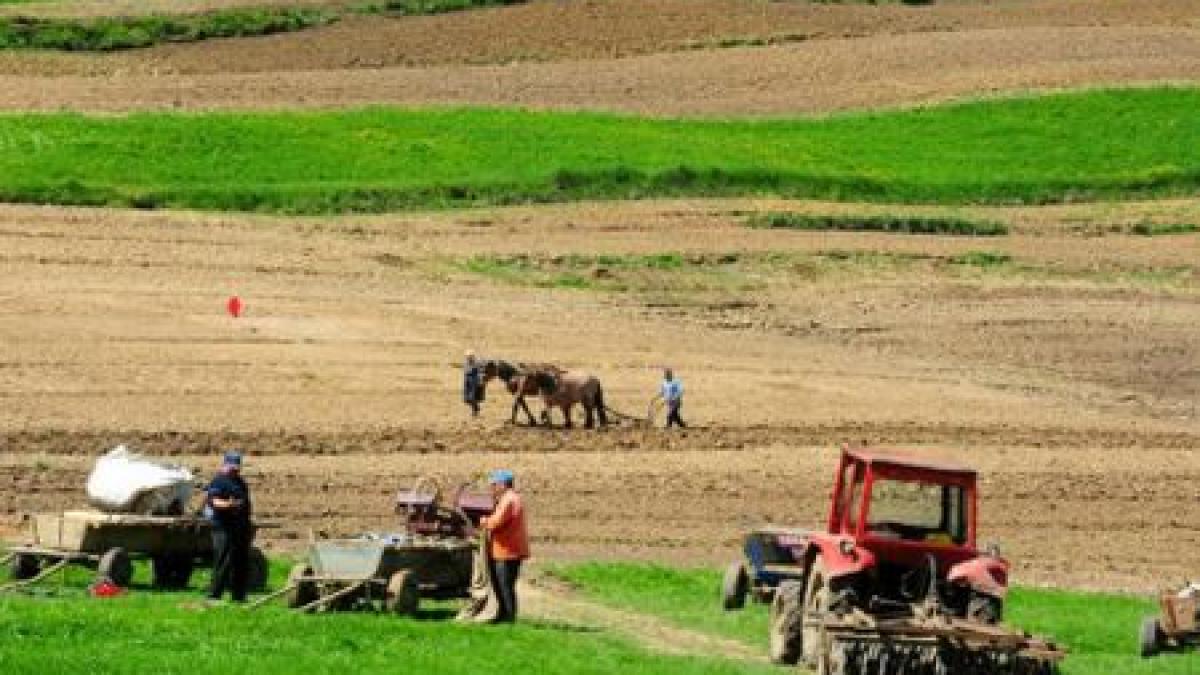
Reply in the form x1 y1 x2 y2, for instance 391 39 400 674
463 350 483 417
654 367 686 429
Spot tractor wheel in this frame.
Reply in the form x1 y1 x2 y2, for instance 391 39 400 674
968 593 1004 624
97 547 133 587
151 554 194 590
9 552 40 580
721 562 748 611
768 580 805 665
1140 616 1164 658
801 559 834 674
285 563 317 609
247 546 269 592
385 570 420 616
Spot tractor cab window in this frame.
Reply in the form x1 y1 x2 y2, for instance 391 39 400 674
866 478 966 545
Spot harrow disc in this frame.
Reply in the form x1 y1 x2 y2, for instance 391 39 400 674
825 637 1060 675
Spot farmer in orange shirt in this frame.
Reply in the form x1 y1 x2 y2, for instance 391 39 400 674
481 469 530 622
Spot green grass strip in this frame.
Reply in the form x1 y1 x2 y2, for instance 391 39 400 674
1 88 1199 212
0 0 527 52
0 7 336 51
748 212 1008 235
0 557 774 675
374 0 526 16
553 562 1191 675
1130 222 1200 236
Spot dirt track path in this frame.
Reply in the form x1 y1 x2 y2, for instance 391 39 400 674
520 575 762 662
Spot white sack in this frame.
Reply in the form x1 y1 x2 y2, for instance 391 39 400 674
86 445 194 515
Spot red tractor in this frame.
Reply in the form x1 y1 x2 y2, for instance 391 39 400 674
723 446 1063 674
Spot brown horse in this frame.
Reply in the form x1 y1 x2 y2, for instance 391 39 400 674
480 359 559 426
480 360 608 428
534 369 609 429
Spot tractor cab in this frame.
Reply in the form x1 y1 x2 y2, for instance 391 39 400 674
829 447 979 570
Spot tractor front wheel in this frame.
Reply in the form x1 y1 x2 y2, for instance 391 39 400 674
968 592 1004 624
802 559 835 674
1140 616 1165 658
721 562 748 610
768 580 805 664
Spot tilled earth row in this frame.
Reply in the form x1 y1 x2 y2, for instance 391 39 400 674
3 425 1199 593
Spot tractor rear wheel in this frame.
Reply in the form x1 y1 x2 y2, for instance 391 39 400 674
1140 616 1164 658
721 562 748 610
768 580 805 664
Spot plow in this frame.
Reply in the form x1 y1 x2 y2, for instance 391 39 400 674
726 445 1064 674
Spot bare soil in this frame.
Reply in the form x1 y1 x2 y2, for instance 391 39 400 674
0 0 1196 114
0 198 1196 593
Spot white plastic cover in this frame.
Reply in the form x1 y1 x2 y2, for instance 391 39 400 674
85 445 194 515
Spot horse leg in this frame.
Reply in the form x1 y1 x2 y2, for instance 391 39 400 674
562 404 573 429
583 403 595 429
520 396 537 426
595 385 609 426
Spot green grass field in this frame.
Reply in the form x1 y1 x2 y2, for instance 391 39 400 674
551 563 1197 675
0 560 773 675
1 557 1194 674
0 88 1197 213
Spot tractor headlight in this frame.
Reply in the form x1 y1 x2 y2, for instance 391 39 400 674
839 539 856 557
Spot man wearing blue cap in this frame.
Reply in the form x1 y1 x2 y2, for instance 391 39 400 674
480 469 529 622
205 451 253 604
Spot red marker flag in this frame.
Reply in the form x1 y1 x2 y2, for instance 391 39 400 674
226 296 243 318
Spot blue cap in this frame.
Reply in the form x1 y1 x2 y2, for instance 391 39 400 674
489 469 514 486
223 451 243 468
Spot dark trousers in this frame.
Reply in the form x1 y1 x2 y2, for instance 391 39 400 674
666 400 686 428
491 559 523 622
210 526 251 602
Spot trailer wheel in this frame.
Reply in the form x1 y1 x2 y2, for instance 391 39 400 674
768 580 805 665
9 552 40 580
1140 616 1164 658
98 547 132 587
151 554 194 590
385 570 419 616
722 562 748 610
285 563 316 609
247 547 269 592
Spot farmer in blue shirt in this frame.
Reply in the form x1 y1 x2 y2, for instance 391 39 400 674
654 368 686 429
205 451 253 604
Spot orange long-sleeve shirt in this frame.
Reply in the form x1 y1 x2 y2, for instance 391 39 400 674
482 489 530 561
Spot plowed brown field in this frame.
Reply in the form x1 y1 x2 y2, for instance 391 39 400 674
1 199 1197 592
0 0 1196 114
